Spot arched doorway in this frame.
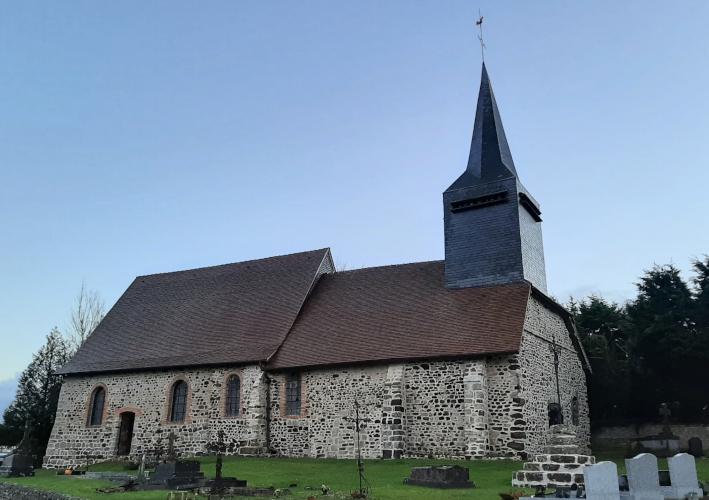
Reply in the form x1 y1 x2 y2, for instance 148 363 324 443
116 412 135 456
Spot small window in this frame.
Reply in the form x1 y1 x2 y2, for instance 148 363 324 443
170 380 188 422
88 387 106 426
285 373 301 416
225 375 241 417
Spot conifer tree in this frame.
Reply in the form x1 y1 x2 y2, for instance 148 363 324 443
1 328 70 462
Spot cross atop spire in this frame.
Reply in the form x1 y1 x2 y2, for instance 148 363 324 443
446 63 517 192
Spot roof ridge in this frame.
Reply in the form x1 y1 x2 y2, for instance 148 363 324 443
135 248 330 279
333 260 444 275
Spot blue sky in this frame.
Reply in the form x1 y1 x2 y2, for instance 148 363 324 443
1 0 708 405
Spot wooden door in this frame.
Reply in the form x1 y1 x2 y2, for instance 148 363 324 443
116 412 135 456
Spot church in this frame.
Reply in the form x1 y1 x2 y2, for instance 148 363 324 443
45 63 590 467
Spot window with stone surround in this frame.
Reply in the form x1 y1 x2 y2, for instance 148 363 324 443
285 372 301 416
87 386 105 426
225 375 241 417
170 380 188 422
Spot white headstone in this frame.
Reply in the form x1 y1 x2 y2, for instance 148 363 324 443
583 461 620 500
667 452 703 498
625 453 663 500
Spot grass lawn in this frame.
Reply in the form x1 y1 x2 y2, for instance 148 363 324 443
1 454 708 499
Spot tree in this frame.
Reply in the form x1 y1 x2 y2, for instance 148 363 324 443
571 296 631 421
692 256 709 328
1 328 71 463
68 282 105 351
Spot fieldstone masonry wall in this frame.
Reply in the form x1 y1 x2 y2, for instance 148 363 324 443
45 296 589 466
518 297 591 456
44 365 267 468
268 365 386 458
487 354 527 457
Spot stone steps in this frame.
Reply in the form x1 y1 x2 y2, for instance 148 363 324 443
546 434 578 446
523 462 584 472
543 444 583 455
532 454 595 465
512 470 585 488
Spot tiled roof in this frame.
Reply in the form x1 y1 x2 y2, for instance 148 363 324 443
58 249 330 375
267 261 531 369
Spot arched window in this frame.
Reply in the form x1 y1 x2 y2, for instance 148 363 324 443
88 386 106 426
170 380 188 422
225 375 241 417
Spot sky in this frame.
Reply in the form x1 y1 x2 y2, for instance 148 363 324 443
1 1 708 405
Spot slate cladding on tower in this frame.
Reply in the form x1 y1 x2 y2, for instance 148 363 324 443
444 63 547 292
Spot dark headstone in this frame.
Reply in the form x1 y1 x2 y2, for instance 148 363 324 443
688 437 703 458
143 460 205 490
0 453 34 477
0 421 34 477
404 465 474 488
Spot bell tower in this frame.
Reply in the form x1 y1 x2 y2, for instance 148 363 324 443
444 63 547 292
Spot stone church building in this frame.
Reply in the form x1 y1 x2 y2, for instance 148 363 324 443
45 64 590 467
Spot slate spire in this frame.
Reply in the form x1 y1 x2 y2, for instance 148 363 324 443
447 63 517 191
443 62 548 292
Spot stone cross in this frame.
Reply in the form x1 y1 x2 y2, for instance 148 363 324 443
625 453 663 500
137 454 146 482
583 461 620 500
16 420 32 453
667 453 703 498
166 431 177 462
214 430 225 481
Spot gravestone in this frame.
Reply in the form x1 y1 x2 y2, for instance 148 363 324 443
203 430 246 491
142 431 204 490
583 461 620 500
0 421 34 477
404 465 474 488
625 453 662 500
667 453 703 498
688 437 703 458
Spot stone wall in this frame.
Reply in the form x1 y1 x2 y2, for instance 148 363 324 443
402 360 486 459
267 365 386 459
517 296 591 456
44 365 266 468
266 359 493 460
593 423 709 452
486 353 526 457
0 483 81 500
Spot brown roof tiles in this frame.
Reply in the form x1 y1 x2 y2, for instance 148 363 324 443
58 249 330 375
267 261 531 369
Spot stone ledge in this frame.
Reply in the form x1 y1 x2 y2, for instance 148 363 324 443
0 483 81 500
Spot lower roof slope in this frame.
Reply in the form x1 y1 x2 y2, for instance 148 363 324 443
267 261 531 369
58 249 330 375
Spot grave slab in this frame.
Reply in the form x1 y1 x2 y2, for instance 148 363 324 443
404 465 474 488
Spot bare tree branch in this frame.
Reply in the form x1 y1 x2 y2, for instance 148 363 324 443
68 282 105 351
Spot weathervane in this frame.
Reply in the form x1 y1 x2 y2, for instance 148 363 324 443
475 11 485 61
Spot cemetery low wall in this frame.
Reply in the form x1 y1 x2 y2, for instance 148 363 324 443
0 483 81 500
592 424 709 453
